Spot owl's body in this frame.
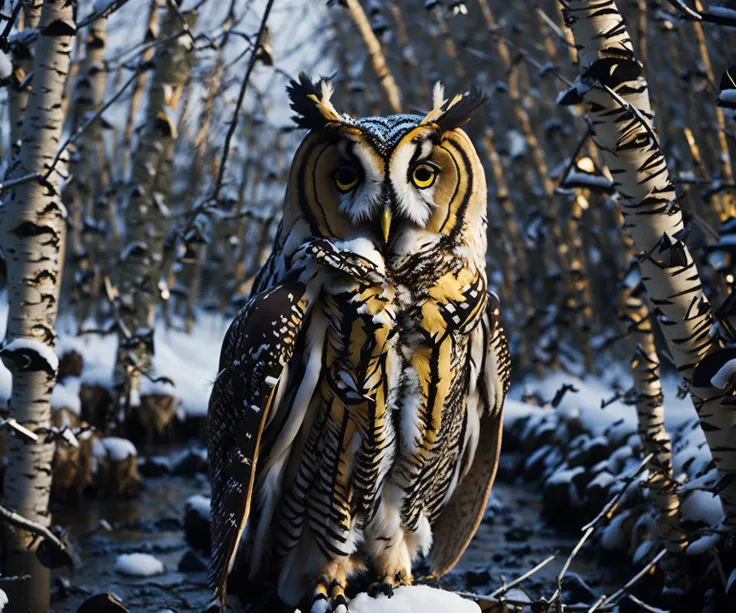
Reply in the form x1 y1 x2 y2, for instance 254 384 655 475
208 78 510 612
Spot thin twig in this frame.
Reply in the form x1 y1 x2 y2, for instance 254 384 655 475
589 549 666 612
582 452 654 532
212 0 275 201
43 68 143 183
77 0 131 29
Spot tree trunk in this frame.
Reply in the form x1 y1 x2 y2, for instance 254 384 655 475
114 7 198 417
0 2 75 611
5 1 43 163
558 0 736 527
344 0 402 113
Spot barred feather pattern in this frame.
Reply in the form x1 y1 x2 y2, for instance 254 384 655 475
208 84 510 609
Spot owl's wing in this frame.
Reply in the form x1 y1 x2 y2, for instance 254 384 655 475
207 273 311 603
430 291 510 576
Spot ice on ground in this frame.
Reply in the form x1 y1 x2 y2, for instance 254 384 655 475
51 376 81 415
349 586 480 613
185 494 211 520
114 553 165 577
94 437 137 461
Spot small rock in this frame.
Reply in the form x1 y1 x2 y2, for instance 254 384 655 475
184 494 211 553
504 526 530 542
76 593 129 613
464 569 491 587
138 456 171 477
172 448 208 476
155 514 183 531
178 549 208 572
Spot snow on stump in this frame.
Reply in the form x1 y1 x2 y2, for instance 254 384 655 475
114 553 165 577
92 437 142 496
348 586 480 613
183 494 211 553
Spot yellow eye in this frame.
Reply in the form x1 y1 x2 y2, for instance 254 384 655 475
411 162 438 189
334 165 360 193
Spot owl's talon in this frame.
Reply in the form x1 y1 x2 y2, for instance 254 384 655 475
380 581 395 598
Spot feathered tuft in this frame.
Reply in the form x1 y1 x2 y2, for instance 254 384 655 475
435 87 488 131
421 86 488 131
287 72 347 131
432 82 446 110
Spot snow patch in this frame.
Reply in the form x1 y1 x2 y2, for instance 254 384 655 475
185 494 211 520
2 338 59 372
114 553 165 577
0 51 12 81
51 377 81 415
95 437 137 461
348 586 480 613
711 357 736 389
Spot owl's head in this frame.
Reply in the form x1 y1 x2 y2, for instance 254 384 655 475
284 74 487 251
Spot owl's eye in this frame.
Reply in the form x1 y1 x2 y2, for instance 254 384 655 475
411 162 439 189
333 164 360 193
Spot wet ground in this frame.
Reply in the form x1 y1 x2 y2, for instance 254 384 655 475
50 452 627 612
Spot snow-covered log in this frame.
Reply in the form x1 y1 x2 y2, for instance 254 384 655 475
0 1 75 609
558 0 736 528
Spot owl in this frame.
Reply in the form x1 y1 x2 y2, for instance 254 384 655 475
208 74 510 613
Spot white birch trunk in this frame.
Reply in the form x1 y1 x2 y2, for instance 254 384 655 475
114 7 198 411
0 1 74 610
559 0 736 527
6 2 43 160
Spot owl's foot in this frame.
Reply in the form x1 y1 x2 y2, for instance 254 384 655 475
309 575 348 613
368 568 412 598
309 556 363 613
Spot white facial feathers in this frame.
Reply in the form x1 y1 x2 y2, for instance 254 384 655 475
389 138 437 227
337 141 384 224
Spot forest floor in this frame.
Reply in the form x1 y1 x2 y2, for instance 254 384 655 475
49 447 629 613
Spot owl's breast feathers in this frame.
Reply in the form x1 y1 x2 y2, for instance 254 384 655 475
208 237 510 604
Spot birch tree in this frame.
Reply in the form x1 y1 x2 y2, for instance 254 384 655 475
557 0 736 528
0 1 75 610
114 6 198 419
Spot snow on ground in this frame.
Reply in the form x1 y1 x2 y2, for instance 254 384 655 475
114 553 165 577
348 586 480 613
56 308 228 420
51 377 82 414
510 368 696 435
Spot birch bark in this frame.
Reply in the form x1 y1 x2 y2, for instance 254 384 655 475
0 1 75 610
559 0 736 527
114 7 198 414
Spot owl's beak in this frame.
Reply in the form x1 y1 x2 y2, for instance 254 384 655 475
381 207 392 243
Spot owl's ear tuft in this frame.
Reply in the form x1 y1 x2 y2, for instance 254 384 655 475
287 72 344 130
423 87 488 132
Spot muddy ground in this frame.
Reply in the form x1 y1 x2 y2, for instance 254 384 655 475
50 451 629 612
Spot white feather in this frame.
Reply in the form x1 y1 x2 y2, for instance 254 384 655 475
432 82 446 110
